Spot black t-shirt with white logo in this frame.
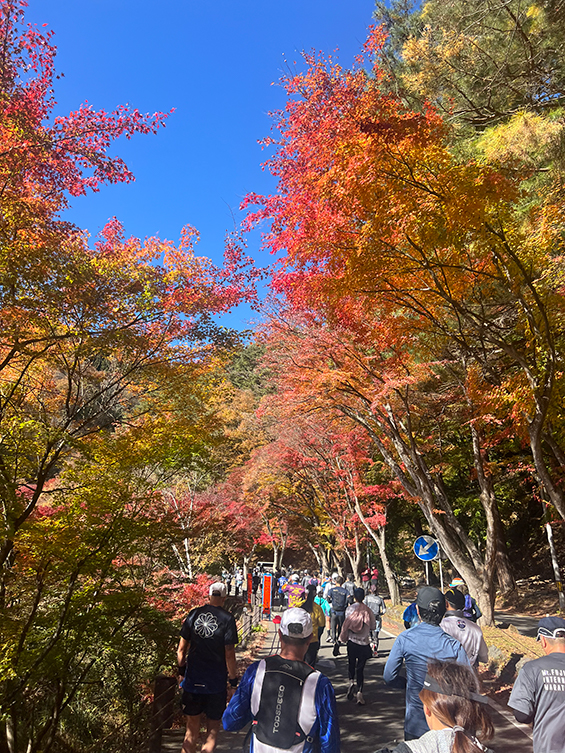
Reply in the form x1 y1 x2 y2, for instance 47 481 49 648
180 605 238 694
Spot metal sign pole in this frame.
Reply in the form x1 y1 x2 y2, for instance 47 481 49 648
439 552 444 591
414 535 439 588
541 495 565 613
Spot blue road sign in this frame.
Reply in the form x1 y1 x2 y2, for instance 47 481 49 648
414 535 439 561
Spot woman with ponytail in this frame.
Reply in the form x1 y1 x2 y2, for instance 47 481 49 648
374 660 495 753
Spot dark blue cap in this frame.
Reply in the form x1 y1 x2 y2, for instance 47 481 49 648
537 616 565 640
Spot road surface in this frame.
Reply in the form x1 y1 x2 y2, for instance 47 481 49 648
162 620 533 752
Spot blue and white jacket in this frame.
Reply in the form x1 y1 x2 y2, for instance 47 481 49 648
222 658 340 753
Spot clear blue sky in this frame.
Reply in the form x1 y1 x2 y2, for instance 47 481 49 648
26 1 377 328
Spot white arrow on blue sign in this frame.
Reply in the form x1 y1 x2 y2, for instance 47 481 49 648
413 535 439 561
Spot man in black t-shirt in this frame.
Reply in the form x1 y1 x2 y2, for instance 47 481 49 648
327 576 348 643
177 582 239 753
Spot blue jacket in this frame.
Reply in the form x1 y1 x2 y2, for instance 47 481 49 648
383 622 471 739
402 602 418 628
223 659 340 753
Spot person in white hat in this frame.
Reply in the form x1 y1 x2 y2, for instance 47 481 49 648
223 607 340 753
177 582 239 753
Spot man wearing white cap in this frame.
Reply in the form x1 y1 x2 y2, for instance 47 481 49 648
177 582 239 753
223 607 340 753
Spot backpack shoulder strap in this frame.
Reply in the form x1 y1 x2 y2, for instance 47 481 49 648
250 659 267 716
297 669 321 739
251 656 319 750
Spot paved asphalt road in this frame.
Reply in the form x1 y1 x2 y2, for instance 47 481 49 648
162 619 534 753
494 612 540 638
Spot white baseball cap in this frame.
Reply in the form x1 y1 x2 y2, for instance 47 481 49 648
209 581 227 597
280 608 313 638
289 574 299 582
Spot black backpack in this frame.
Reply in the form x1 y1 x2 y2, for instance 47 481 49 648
251 655 320 751
329 587 347 612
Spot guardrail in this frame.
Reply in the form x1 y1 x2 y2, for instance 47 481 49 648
237 597 264 648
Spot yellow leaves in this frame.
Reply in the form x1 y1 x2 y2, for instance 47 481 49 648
526 3 542 18
525 3 545 30
476 111 565 169
401 25 474 99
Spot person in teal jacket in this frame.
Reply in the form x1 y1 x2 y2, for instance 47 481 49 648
315 586 331 617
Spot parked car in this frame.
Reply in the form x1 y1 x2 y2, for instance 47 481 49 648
398 575 416 588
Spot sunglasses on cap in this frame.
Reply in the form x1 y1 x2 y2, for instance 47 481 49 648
422 674 489 705
537 626 565 640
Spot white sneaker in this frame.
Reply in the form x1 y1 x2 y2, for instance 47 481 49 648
346 682 357 701
356 691 365 705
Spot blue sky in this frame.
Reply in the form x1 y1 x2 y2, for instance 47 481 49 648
26 1 377 328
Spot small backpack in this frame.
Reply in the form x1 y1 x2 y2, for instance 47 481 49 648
463 594 475 620
329 587 347 612
250 655 321 752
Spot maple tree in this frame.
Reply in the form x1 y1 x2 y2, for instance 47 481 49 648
0 4 253 750
221 381 403 598
1 349 238 750
259 308 521 621
280 418 398 600
243 23 565 557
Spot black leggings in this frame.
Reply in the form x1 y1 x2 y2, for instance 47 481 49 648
347 641 372 691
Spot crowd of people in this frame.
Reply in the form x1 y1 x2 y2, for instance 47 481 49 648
175 571 565 753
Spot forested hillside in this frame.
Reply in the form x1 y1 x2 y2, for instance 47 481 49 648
1 1 564 750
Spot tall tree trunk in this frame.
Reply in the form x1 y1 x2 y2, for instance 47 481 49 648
307 542 323 571
327 548 340 574
530 414 565 521
353 499 401 605
279 529 288 569
319 546 330 575
243 542 257 591
344 542 363 585
343 405 497 622
471 426 515 594
344 529 363 584
375 523 401 605
5 712 16 753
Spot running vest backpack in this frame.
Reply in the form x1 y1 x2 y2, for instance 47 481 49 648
329 587 347 612
250 655 321 752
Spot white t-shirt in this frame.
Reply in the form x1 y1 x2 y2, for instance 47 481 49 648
440 611 488 666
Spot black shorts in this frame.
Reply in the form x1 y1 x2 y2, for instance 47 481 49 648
180 690 227 720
